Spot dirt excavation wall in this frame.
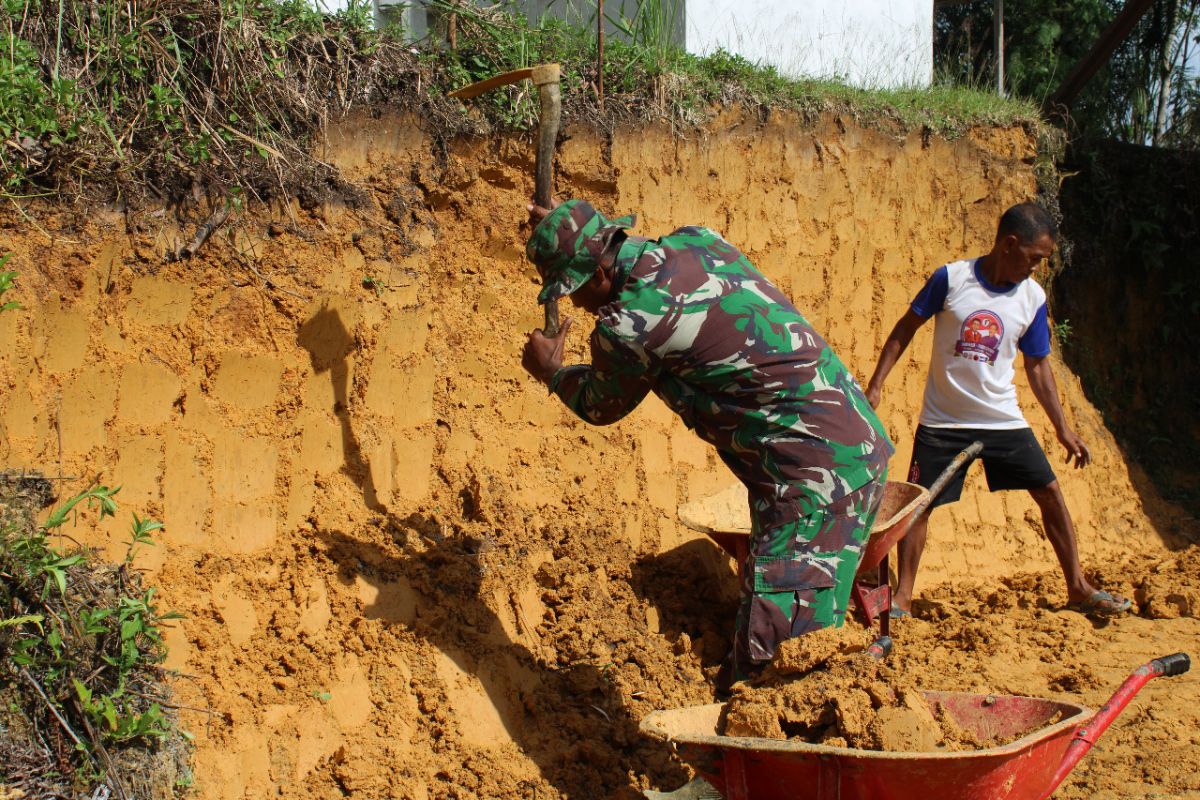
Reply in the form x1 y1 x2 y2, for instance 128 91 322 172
0 112 1195 800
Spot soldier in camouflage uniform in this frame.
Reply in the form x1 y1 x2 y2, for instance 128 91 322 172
521 199 894 688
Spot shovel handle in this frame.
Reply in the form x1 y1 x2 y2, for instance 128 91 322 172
543 300 560 338
1041 653 1190 799
449 64 562 337
898 440 983 542
534 76 560 210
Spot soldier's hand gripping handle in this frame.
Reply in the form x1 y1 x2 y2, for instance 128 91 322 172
522 317 574 386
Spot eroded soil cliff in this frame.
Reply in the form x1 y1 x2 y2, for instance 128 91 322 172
1 112 1196 799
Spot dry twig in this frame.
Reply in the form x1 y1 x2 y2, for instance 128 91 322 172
175 205 231 260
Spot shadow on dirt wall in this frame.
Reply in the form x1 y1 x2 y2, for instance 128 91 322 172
1053 139 1200 541
316 520 708 798
296 301 700 794
298 304 385 512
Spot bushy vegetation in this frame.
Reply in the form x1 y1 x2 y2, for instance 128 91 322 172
937 0 1200 146
1053 141 1200 506
0 0 412 203
0 0 1043 206
0 480 191 799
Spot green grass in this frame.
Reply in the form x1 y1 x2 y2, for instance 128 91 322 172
439 6 1041 136
672 52 1042 133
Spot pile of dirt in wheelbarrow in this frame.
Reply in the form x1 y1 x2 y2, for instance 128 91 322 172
721 623 1032 752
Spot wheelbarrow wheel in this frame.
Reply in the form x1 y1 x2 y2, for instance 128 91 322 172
644 776 723 800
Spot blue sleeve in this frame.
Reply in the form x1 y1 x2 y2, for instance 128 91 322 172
910 266 948 318
1018 303 1051 357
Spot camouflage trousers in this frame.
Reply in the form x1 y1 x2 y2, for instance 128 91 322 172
732 475 886 682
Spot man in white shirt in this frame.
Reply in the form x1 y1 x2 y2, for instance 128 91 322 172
866 203 1131 619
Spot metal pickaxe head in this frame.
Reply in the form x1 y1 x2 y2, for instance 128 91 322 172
449 64 564 336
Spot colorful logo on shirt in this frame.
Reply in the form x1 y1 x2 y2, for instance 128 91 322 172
955 310 1004 365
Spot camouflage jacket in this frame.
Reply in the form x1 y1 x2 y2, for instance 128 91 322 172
549 225 894 531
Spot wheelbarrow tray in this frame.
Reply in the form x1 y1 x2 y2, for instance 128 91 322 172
679 481 927 575
640 691 1093 800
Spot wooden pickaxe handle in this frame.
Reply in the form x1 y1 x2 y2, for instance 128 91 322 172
448 64 563 336
533 66 562 336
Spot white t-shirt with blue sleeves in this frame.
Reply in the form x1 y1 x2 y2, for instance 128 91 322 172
912 258 1051 429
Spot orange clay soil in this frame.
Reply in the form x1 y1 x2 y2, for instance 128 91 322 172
0 112 1197 799
722 623 1004 752
726 547 1200 777
721 544 1200 754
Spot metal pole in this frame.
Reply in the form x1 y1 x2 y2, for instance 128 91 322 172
597 0 605 108
994 0 1005 95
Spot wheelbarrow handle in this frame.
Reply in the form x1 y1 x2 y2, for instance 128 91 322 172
1151 652 1191 677
1041 653 1191 799
923 440 983 505
898 440 983 541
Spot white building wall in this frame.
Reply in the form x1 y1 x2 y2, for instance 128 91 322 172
685 0 934 89
363 0 933 89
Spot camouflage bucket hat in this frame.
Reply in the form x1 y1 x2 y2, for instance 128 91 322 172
526 199 636 304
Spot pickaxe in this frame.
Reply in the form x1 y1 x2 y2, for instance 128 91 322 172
449 63 563 336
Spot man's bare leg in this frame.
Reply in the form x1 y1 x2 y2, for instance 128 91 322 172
1027 480 1099 604
892 510 931 613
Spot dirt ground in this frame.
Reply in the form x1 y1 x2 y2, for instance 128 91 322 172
720 557 1200 787
722 623 1034 753
1 112 1198 799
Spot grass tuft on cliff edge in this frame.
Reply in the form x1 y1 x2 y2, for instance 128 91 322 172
0 0 1043 206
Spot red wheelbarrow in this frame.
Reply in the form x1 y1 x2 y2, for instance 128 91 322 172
678 443 983 639
676 477 929 580
641 653 1190 800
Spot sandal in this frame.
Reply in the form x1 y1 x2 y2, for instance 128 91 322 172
889 605 912 619
1067 590 1132 618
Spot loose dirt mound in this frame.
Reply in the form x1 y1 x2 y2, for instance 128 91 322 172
888 553 1200 799
723 624 1010 752
718 548 1200 787
1127 547 1200 619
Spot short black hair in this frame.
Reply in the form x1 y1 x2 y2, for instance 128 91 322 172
996 203 1057 243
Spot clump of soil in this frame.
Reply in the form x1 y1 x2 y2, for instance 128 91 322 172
1130 546 1200 619
721 624 994 752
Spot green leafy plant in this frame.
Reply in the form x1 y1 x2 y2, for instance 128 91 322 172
0 254 20 312
74 679 171 741
362 274 390 297
0 482 189 794
125 512 164 564
0 612 44 629
1053 318 1073 346
40 484 120 531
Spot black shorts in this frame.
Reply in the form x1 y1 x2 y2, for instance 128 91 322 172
908 425 1056 510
